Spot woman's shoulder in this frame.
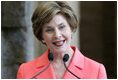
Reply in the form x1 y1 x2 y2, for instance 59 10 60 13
84 56 101 65
21 53 45 68
83 56 107 78
84 56 105 69
20 57 40 68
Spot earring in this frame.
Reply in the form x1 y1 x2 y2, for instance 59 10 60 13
71 32 73 35
42 40 46 44
71 33 73 38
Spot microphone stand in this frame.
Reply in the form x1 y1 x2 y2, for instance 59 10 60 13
63 61 80 79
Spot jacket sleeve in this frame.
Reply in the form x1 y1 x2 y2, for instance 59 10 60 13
97 64 107 79
17 63 25 79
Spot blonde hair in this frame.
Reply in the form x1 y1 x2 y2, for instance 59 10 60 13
32 1 78 41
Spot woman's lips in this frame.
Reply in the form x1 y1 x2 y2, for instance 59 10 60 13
53 40 65 47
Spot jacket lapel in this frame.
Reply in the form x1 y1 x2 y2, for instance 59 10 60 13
63 63 85 79
63 46 86 79
35 64 56 79
33 50 56 79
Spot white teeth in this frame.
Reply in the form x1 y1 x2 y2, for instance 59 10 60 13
55 41 63 45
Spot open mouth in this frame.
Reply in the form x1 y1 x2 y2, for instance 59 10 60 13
53 40 65 46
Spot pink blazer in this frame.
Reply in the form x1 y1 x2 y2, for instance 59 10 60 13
17 46 107 79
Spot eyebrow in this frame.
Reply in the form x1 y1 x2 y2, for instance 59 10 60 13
58 23 64 26
43 26 52 29
44 23 64 28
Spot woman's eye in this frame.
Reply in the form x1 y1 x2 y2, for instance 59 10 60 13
59 25 65 29
46 29 53 32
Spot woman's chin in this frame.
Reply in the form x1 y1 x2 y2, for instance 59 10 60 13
52 49 66 54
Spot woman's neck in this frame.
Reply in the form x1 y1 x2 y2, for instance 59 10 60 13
50 47 74 79
52 47 74 64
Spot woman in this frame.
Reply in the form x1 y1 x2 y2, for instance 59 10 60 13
17 1 107 79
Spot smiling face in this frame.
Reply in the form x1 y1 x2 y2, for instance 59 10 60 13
42 14 72 54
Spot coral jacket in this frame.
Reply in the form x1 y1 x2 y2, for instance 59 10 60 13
17 46 107 79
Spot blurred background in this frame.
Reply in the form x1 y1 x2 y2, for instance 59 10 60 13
1 1 117 79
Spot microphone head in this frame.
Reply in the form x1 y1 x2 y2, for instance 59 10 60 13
63 54 69 62
48 53 54 61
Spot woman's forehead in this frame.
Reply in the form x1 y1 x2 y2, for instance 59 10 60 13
43 14 68 27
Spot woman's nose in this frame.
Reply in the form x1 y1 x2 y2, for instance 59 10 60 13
54 30 61 39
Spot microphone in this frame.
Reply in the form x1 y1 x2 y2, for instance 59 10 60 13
31 53 54 79
63 54 80 79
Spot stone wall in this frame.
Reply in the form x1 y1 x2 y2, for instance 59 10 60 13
1 1 34 79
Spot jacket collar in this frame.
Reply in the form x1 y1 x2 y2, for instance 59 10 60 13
63 46 85 79
36 49 50 68
34 50 56 79
71 46 84 69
